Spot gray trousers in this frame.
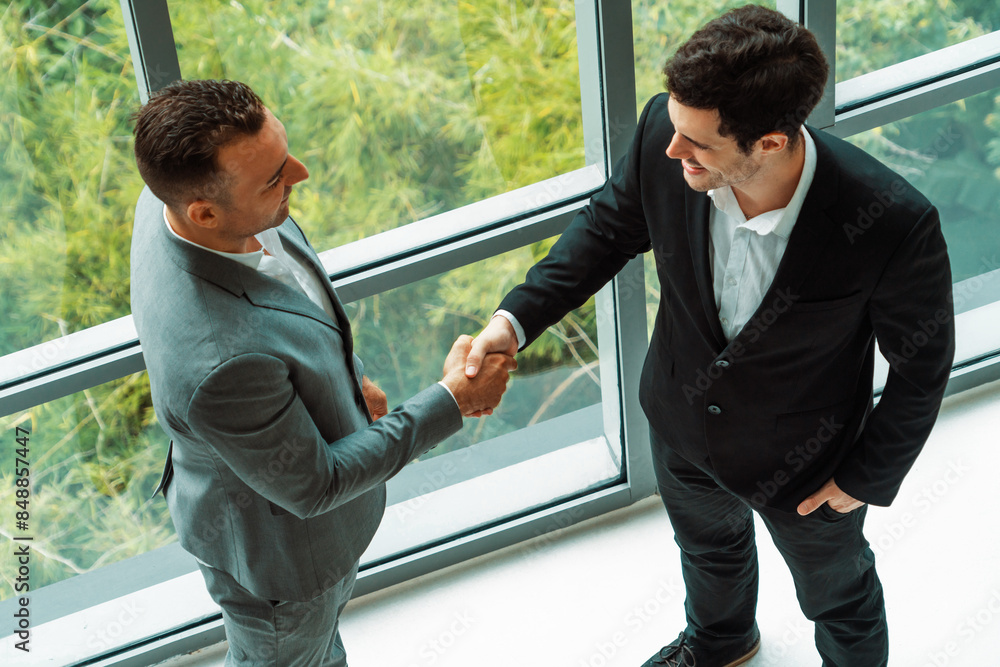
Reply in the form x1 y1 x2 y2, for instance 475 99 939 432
198 561 359 667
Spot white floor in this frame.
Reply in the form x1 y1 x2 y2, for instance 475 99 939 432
163 379 1000 667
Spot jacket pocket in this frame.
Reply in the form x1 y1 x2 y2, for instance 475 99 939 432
817 502 855 521
792 291 864 313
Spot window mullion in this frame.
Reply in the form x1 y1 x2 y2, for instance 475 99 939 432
119 0 182 102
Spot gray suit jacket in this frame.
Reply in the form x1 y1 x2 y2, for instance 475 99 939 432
130 187 462 601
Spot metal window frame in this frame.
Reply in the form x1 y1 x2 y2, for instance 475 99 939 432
118 0 181 103
6 1 1000 664
778 0 837 129
829 45 1000 139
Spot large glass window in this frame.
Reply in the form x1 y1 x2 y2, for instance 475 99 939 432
837 0 999 82
166 0 587 250
0 372 170 602
345 242 618 563
0 239 617 593
0 0 142 359
1 0 622 659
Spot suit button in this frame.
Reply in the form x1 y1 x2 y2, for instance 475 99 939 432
707 405 722 415
715 360 730 368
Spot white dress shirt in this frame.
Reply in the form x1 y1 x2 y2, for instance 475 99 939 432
496 129 817 347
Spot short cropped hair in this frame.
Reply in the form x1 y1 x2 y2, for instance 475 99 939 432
132 79 266 210
664 5 829 153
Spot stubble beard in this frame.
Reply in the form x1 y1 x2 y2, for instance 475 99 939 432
682 154 761 193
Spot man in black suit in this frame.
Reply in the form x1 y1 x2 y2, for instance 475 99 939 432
465 6 954 666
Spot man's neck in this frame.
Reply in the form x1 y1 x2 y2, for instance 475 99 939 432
731 138 806 220
165 206 262 254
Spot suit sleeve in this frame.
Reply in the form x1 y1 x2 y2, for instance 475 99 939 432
835 205 955 506
498 96 658 347
185 352 463 520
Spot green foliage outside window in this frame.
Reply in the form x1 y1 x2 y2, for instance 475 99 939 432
1 0 167 601
836 1 1000 285
1 0 999 605
0 0 600 601
1 0 140 356
837 0 998 83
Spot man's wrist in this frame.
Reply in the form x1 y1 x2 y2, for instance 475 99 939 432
437 380 461 412
493 310 525 349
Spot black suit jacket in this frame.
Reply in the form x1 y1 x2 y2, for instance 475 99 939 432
500 94 955 512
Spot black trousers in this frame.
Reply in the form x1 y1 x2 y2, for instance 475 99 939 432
651 428 889 667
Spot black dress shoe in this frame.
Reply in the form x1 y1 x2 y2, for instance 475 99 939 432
640 627 761 667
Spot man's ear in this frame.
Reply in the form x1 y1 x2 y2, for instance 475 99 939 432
186 200 219 229
758 131 791 156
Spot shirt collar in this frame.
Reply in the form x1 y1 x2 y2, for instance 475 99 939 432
163 204 265 270
707 128 817 240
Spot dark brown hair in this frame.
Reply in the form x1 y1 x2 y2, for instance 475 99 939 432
664 5 829 153
132 79 266 210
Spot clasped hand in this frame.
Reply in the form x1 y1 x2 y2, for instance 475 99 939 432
441 334 517 417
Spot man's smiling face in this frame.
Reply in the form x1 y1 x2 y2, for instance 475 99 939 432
664 95 762 193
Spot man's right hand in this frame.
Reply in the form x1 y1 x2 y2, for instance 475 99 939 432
465 315 518 378
442 335 517 417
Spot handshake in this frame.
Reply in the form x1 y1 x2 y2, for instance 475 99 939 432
362 317 520 419
440 316 520 418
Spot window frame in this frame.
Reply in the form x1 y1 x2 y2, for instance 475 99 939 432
2 0 1000 664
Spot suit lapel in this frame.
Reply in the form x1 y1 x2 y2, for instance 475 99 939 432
757 197 836 310
685 188 728 349
277 220 355 359
240 269 343 332
162 213 348 337
682 127 840 351
734 127 840 341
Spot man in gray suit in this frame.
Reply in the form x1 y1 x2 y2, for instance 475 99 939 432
130 79 515 666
